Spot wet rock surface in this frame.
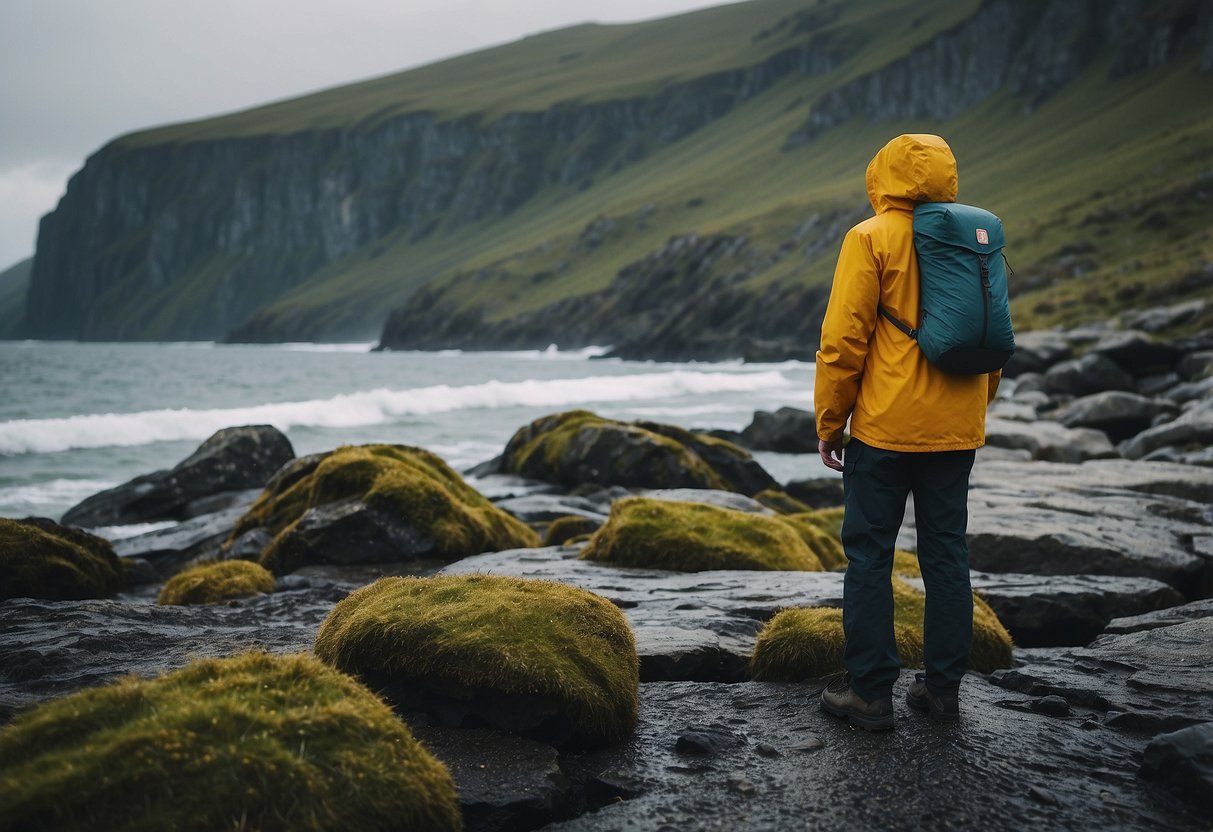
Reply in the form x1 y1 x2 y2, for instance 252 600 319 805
109 501 254 577
0 582 348 721
61 426 294 527
990 619 1213 733
1104 598 1213 634
542 677 1205 831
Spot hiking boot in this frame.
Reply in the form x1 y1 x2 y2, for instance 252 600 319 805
906 673 959 722
820 674 894 731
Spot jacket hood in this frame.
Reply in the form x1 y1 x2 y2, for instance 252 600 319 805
865 134 958 215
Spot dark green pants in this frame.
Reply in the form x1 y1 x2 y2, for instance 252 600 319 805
841 438 976 702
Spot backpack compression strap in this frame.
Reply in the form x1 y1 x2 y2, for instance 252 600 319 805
877 305 916 339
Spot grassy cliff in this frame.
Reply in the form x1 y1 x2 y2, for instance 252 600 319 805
24 0 1213 347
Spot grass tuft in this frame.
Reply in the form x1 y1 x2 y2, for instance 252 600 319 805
157 559 276 605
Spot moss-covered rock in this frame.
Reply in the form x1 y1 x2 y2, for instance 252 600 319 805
229 444 540 574
541 514 601 546
157 559 276 605
581 497 824 572
0 651 462 832
314 574 639 750
776 512 847 571
753 488 814 515
0 517 123 601
749 576 1014 680
498 410 776 495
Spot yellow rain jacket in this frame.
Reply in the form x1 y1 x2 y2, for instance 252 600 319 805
815 134 1000 452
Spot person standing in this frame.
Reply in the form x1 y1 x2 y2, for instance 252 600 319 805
815 134 1001 731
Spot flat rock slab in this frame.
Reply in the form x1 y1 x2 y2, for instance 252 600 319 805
0 584 349 722
991 619 1213 734
961 460 1213 595
442 547 845 682
543 675 1204 831
967 572 1184 647
1105 598 1213 634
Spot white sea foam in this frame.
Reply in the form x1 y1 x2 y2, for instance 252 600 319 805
0 370 792 455
0 479 117 517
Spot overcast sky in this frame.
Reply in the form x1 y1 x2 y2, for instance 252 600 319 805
0 0 729 270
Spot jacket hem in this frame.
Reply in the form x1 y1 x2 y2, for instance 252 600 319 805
851 432 986 453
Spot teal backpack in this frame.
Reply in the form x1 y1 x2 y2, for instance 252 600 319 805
879 202 1016 375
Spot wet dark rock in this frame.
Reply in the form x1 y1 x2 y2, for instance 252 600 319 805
640 489 773 514
966 572 1184 647
990 619 1213 733
983 418 1117 463
1104 599 1213 634
1121 299 1207 334
267 498 438 568
61 426 294 527
1003 335 1070 377
1138 722 1213 814
1053 391 1179 444
442 546 845 682
1042 353 1135 397
960 459 1213 595
108 503 253 578
1009 371 1047 394
1136 372 1181 398
675 724 745 755
1176 351 1213 382
411 722 571 832
1089 330 1183 377
1121 399 1213 460
783 477 844 509
544 676 1204 831
494 494 610 525
738 407 817 453
0 583 350 722
1164 375 1213 406
1030 695 1071 717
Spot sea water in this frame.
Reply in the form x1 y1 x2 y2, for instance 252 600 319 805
0 341 820 523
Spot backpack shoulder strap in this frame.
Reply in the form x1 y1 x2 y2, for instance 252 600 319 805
878 305 916 339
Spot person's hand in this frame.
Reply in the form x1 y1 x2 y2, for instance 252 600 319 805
819 438 844 471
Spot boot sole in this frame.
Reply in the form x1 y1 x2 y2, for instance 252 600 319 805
821 697 894 731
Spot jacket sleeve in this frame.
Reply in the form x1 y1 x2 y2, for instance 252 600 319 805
815 228 880 442
987 369 1002 404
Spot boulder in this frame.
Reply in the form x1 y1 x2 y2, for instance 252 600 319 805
1002 331 1072 377
1137 372 1181 397
1177 350 1213 381
156 559 275 606
314 574 640 750
227 444 540 574
1121 298 1207 333
0 517 123 601
1120 399 1213 460
1089 330 1183 377
61 426 294 528
1165 375 1213 405
1053 391 1179 443
0 652 461 832
1138 722 1213 813
967 572 1184 647
108 500 255 578
1042 353 1134 396
784 477 845 509
983 418 1117 462
738 407 817 453
497 410 776 496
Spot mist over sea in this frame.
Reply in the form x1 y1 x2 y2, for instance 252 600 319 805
0 341 817 523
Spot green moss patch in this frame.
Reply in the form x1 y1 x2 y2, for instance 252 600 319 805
0 518 123 601
314 574 639 750
499 410 773 494
542 515 601 546
581 497 824 572
753 488 813 515
749 577 1014 681
230 444 539 573
157 559 276 605
776 513 847 571
0 651 462 832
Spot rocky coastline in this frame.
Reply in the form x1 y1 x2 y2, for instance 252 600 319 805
2 320 1213 830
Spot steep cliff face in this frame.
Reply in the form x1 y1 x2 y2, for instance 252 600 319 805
22 31 851 342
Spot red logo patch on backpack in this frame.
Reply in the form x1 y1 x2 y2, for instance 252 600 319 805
975 228 989 245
